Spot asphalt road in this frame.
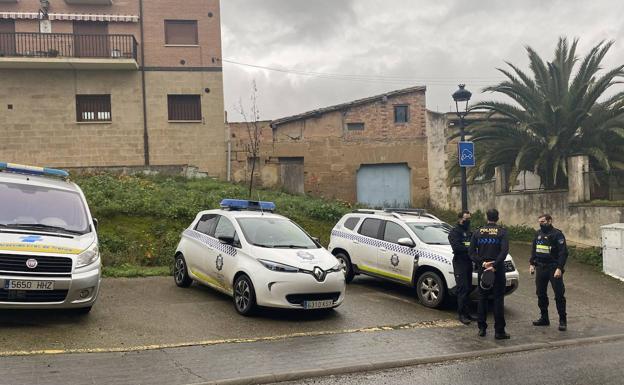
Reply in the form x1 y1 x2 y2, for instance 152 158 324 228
275 339 624 385
1 242 623 354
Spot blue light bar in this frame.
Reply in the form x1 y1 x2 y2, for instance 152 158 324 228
220 199 276 212
0 162 69 179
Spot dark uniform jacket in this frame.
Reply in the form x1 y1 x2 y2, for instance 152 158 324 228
469 223 509 268
530 227 568 270
448 224 472 262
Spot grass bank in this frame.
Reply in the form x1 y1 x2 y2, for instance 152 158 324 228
75 174 353 277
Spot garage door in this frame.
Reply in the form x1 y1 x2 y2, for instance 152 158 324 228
357 163 411 208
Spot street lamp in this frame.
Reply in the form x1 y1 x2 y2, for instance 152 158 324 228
452 84 472 212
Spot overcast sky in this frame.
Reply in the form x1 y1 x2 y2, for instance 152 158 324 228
221 0 624 121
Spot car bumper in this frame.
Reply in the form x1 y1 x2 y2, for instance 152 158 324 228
0 267 101 309
467 270 520 298
254 270 346 309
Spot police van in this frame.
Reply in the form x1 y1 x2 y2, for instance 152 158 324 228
0 163 101 314
173 199 346 315
328 209 520 308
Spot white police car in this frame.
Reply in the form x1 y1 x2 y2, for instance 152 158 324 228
328 209 519 308
173 199 346 315
0 163 101 314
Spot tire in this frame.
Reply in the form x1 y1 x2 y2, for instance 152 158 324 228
334 252 355 283
416 271 446 308
233 274 257 316
174 254 193 288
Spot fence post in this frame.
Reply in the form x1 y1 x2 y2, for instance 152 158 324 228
567 155 589 203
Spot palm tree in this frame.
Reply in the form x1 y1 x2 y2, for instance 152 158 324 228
452 37 624 189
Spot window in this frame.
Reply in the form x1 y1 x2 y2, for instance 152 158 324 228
347 122 364 131
406 222 451 245
394 105 408 123
358 218 383 239
343 217 360 231
236 218 319 249
214 216 236 239
168 95 202 121
195 214 218 236
76 95 111 122
164 20 198 45
383 221 411 244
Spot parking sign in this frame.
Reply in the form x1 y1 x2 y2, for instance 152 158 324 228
458 141 475 167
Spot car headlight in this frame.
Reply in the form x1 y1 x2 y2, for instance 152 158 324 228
258 259 300 273
76 243 99 268
327 262 343 273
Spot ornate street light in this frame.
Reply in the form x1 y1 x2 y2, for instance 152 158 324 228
452 84 472 211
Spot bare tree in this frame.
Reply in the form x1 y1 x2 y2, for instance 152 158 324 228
236 80 262 198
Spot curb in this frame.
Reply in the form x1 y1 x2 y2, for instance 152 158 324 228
191 333 624 385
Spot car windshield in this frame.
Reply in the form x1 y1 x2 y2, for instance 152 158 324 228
236 217 319 249
0 182 90 235
406 222 452 245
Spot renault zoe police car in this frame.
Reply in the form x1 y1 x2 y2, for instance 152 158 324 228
328 209 519 308
0 163 101 313
173 199 346 315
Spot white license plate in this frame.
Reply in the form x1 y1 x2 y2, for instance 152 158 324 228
303 299 334 309
4 280 54 291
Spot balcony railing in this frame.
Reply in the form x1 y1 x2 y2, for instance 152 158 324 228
0 32 137 60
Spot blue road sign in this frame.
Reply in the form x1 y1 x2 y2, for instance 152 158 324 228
458 141 476 167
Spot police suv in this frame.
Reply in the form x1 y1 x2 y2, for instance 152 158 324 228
328 209 519 308
0 163 101 313
173 199 346 315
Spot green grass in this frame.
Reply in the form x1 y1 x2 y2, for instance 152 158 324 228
75 173 353 277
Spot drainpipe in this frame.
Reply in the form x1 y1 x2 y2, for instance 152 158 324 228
139 0 150 165
225 110 231 181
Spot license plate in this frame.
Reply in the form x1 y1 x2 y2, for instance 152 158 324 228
303 299 334 309
4 280 54 291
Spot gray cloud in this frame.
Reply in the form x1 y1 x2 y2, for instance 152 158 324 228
222 0 624 121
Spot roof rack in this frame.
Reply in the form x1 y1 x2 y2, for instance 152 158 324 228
383 208 427 216
0 162 69 180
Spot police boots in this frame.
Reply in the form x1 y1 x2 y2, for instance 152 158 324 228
533 313 550 326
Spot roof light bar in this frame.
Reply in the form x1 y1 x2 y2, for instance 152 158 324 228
0 162 69 179
220 199 276 212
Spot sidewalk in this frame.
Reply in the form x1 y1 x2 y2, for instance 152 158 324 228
3 313 624 385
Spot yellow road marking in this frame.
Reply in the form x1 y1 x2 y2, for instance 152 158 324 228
0 319 461 357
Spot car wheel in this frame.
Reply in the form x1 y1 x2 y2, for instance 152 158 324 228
416 271 446 308
334 252 354 283
233 274 256 316
174 254 193 288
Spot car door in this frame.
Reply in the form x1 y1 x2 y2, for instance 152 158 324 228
377 220 417 285
211 215 240 292
186 214 218 281
354 218 384 272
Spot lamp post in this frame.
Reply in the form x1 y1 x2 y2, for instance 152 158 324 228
452 84 472 212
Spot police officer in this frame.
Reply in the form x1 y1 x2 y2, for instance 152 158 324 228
448 210 475 325
469 208 510 339
529 214 568 331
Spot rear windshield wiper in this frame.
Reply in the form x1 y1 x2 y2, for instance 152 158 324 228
3 223 84 235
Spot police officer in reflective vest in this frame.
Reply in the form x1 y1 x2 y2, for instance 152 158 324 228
448 210 475 325
469 208 510 339
529 214 568 331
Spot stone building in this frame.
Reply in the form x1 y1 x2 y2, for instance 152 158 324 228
229 86 432 207
0 0 225 177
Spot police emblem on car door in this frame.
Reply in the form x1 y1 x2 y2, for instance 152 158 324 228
377 221 416 284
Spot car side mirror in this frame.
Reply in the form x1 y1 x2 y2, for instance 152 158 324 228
92 218 99 231
398 237 415 248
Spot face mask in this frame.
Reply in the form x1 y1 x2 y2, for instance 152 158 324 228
461 220 471 229
540 224 552 232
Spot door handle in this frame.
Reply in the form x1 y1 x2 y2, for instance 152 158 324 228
380 247 387 252
353 240 360 245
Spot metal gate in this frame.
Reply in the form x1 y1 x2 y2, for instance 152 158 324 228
356 163 411 208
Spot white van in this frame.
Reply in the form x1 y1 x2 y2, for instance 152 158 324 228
0 163 101 314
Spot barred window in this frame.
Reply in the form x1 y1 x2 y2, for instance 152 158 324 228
165 20 198 45
76 95 111 122
347 122 365 131
168 95 202 121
